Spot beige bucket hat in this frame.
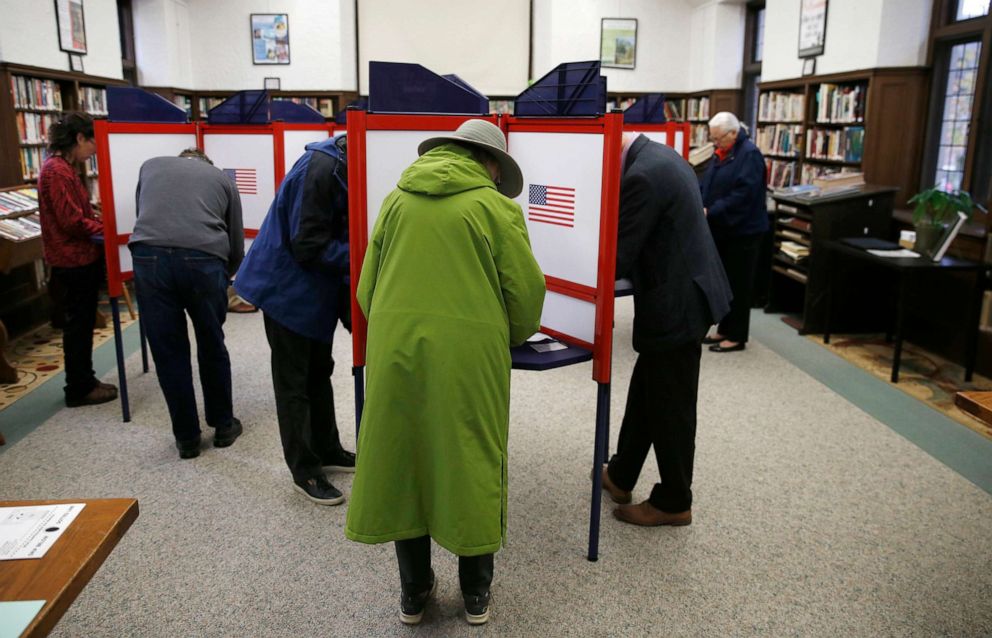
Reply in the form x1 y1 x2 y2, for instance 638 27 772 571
417 119 524 198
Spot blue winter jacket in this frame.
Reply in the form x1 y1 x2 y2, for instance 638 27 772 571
700 130 769 237
234 138 348 342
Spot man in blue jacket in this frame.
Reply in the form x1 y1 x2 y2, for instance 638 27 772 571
235 135 354 505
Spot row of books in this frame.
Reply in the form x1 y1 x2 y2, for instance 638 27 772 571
274 96 334 118
690 123 709 148
664 99 686 121
198 97 226 115
800 163 847 185
806 126 865 162
79 86 108 115
0 214 41 242
687 97 710 121
10 75 63 111
815 83 866 123
766 159 797 189
778 216 812 233
758 91 805 122
779 240 810 262
756 124 802 157
0 188 39 217
16 112 59 145
20 147 46 180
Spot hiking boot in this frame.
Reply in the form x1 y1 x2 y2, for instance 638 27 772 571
464 590 491 625
65 383 118 408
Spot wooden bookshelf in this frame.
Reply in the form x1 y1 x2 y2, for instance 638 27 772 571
144 87 359 121
757 67 928 205
607 88 741 148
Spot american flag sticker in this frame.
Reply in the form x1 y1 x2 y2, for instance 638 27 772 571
223 168 258 195
528 184 575 228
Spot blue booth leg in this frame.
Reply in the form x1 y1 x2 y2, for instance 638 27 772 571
587 381 611 561
353 365 365 441
109 297 130 423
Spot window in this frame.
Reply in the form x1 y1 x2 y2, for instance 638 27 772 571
957 0 990 20
934 41 981 191
754 9 765 63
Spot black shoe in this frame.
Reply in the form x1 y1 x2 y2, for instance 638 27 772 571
293 474 345 506
400 569 436 625
322 449 356 473
709 342 746 353
213 418 243 448
702 335 723 345
464 590 491 625
176 436 201 460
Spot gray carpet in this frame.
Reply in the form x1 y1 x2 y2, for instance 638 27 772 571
2 299 991 636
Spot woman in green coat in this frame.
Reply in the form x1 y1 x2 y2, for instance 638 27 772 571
345 119 545 626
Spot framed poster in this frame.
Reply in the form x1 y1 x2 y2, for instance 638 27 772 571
600 18 637 69
54 0 87 55
798 0 828 58
251 14 290 65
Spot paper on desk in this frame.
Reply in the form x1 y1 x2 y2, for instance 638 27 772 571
531 341 568 353
0 600 45 638
0 503 85 560
526 332 550 343
867 248 921 258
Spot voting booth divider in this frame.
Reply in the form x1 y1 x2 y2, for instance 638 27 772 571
346 107 624 561
94 88 334 421
626 121 691 159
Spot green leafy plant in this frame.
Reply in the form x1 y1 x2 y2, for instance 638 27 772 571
908 187 976 228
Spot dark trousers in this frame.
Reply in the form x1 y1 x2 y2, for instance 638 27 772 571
263 314 344 483
713 232 762 342
50 260 102 400
395 536 494 598
608 341 701 513
131 244 233 443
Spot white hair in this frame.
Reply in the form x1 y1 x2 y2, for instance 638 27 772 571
708 112 741 135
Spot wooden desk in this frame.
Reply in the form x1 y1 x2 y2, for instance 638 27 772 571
0 498 139 637
822 241 985 383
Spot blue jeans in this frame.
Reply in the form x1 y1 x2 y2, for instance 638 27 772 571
131 244 234 443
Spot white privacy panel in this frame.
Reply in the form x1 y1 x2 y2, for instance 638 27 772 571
107 133 197 236
508 131 604 289
674 130 685 155
541 291 596 345
639 131 669 147
283 129 331 175
628 129 686 158
118 245 132 275
365 129 449 233
202 133 276 231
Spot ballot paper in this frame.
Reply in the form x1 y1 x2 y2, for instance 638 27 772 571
867 248 921 259
530 341 568 353
0 503 85 560
526 332 550 343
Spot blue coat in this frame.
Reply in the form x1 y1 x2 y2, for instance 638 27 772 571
700 131 769 237
234 138 348 342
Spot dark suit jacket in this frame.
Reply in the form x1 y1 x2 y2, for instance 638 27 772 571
617 135 732 353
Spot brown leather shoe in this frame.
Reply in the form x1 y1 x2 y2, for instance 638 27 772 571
65 383 118 408
613 500 691 527
600 465 632 504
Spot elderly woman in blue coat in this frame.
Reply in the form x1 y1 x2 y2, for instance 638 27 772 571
699 112 769 352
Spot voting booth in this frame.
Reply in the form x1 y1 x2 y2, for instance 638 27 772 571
94 88 333 420
348 61 622 561
622 93 691 158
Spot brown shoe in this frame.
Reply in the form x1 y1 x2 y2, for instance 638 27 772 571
613 500 691 527
65 383 118 408
600 465 632 504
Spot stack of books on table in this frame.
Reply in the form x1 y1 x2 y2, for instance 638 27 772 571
779 241 810 262
0 188 39 217
811 171 865 194
0 213 41 242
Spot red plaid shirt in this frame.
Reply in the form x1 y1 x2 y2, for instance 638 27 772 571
38 156 102 268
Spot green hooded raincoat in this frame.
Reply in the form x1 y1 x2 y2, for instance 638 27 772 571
345 143 546 556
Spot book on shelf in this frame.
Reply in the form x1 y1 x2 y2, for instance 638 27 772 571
0 188 39 217
489 99 514 115
664 99 684 121
806 126 864 162
0 214 42 242
778 216 812 233
19 147 46 180
607 97 638 112
757 123 802 156
78 86 108 115
690 123 709 148
689 142 714 166
9 75 63 111
779 241 810 261
800 163 861 185
816 83 866 123
779 229 807 243
15 112 58 145
785 268 808 283
687 97 710 121
811 171 865 193
766 159 797 189
758 91 805 122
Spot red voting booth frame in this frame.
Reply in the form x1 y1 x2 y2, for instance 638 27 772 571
346 110 624 561
624 121 691 159
94 119 335 422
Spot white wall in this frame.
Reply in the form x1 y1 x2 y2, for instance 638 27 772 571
0 0 123 80
688 1 745 92
762 0 930 82
133 0 355 91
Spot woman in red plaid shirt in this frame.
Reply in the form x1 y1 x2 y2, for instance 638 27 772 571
38 112 117 407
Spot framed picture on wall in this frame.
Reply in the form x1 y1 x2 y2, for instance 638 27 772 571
600 18 637 69
251 14 290 65
54 0 87 55
798 0 828 58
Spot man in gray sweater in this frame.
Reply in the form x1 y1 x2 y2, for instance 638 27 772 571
130 148 244 459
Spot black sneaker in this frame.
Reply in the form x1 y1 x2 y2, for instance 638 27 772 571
464 591 491 625
322 449 356 473
176 436 201 460
400 569 436 625
213 418 243 448
293 474 345 506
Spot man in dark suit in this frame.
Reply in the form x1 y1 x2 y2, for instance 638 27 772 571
603 133 732 526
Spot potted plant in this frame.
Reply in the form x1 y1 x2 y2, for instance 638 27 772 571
908 187 975 256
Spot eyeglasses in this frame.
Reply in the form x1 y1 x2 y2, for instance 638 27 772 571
708 130 733 144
